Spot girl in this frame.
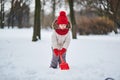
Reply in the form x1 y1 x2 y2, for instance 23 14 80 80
50 11 72 69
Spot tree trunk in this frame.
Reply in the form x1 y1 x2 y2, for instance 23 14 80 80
0 0 4 29
7 0 16 28
52 0 56 20
41 0 45 27
32 0 41 41
108 0 120 33
68 0 77 39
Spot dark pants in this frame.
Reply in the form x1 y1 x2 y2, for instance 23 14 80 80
50 48 66 68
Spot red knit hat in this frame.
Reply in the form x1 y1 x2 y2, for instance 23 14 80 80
57 11 68 25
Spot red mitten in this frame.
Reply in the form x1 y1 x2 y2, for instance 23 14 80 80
53 49 59 56
59 48 66 55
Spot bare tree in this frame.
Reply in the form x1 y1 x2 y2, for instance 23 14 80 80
108 0 120 29
74 0 119 33
95 0 119 32
41 0 45 27
52 0 56 20
7 0 15 28
0 0 5 28
68 0 77 39
32 0 41 41
7 0 30 28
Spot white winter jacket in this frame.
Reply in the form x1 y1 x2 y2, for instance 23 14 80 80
51 30 71 49
51 20 72 50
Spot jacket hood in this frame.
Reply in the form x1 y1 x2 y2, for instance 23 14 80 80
51 19 72 30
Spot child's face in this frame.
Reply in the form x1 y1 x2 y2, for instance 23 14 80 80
59 24 67 29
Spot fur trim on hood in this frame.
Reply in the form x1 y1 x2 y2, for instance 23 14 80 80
51 19 72 30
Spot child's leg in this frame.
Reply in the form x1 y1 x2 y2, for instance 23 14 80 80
50 53 59 68
58 53 66 64
50 49 59 68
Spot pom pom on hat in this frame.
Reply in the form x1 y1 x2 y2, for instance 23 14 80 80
57 11 68 25
60 11 66 16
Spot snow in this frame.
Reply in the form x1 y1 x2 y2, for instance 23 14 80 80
0 28 120 80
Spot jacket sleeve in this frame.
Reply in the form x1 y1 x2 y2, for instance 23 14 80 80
51 31 58 49
63 32 71 49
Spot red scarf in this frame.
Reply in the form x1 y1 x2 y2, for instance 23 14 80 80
55 29 69 35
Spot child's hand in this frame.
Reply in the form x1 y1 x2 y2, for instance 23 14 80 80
59 48 66 55
53 49 59 56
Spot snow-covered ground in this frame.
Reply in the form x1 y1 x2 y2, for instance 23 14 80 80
0 28 120 80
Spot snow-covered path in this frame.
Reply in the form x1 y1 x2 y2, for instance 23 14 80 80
0 28 120 80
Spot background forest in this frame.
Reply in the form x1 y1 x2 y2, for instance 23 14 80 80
0 0 120 40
